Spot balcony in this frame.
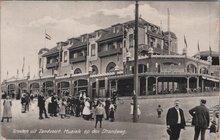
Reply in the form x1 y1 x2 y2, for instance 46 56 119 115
46 62 58 69
69 56 86 64
98 48 122 58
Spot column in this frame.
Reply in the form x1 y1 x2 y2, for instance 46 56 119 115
155 77 158 95
115 80 118 91
145 77 148 96
167 82 169 91
202 80 204 93
172 82 174 94
196 77 199 90
96 79 99 97
105 77 108 97
187 77 190 93
53 80 56 93
138 77 141 96
161 82 164 94
109 80 112 98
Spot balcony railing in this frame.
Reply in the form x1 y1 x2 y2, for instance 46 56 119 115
46 62 58 69
98 48 122 58
69 56 86 64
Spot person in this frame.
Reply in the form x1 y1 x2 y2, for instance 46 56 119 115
157 105 163 118
109 107 115 122
1 96 12 122
94 101 105 128
166 100 186 140
209 120 217 140
38 92 49 120
130 102 141 119
51 94 58 117
21 93 27 113
82 97 91 120
25 92 30 112
189 99 210 140
60 98 67 119
75 96 81 117
105 98 111 120
112 91 118 104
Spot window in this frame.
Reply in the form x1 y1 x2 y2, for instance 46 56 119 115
129 34 134 48
91 44 96 56
74 68 82 74
64 51 68 62
108 43 115 50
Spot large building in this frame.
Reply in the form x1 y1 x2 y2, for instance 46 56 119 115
1 18 220 99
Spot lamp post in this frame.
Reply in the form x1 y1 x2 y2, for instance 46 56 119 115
133 0 139 122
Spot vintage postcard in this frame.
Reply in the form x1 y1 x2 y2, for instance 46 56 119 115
1 1 220 139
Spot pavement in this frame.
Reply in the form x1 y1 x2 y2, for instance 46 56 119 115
1 95 220 139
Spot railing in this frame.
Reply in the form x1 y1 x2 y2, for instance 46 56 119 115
98 48 122 58
46 62 58 69
69 56 86 64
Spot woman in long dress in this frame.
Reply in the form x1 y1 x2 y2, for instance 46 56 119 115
1 96 12 122
82 98 91 120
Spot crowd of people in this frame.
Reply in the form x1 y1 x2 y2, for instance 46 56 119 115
1 91 219 139
36 91 118 128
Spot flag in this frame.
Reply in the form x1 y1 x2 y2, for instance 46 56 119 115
45 32 51 40
184 35 187 48
22 57 25 74
209 46 212 56
197 41 200 52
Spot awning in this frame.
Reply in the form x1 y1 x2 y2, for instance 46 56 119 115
202 76 219 82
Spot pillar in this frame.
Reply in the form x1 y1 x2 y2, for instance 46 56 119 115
167 82 169 91
115 80 118 91
105 77 108 97
187 77 190 93
155 77 158 95
145 77 148 96
138 77 141 96
172 82 174 94
196 77 199 90
53 80 56 93
109 80 112 98
96 79 99 97
202 80 204 92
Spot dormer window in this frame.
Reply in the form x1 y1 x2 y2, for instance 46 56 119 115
96 31 100 37
81 36 84 42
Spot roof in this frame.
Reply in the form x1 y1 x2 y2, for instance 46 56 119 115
164 31 177 39
42 46 59 57
193 50 220 57
68 40 87 50
97 30 123 43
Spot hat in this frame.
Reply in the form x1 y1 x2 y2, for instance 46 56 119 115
212 120 217 125
166 128 172 135
201 99 206 104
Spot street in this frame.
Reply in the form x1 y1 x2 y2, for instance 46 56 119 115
1 95 220 139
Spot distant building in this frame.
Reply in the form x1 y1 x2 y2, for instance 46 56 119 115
1 18 219 99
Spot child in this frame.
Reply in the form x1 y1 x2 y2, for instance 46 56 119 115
157 105 163 118
209 120 217 140
109 107 115 122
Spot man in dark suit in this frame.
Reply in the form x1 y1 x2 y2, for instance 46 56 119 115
189 99 209 140
166 100 186 140
38 92 49 120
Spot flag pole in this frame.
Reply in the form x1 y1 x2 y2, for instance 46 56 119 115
167 8 170 55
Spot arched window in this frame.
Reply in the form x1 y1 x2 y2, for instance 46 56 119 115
187 64 197 73
106 62 116 73
74 68 82 74
91 65 98 74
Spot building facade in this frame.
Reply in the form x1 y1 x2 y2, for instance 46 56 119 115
1 18 219 99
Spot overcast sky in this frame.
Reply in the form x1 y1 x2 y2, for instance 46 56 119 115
1 1 219 81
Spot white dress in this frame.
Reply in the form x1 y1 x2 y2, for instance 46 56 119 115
82 101 91 115
130 105 141 115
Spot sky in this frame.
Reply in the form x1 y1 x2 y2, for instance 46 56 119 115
1 1 220 81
